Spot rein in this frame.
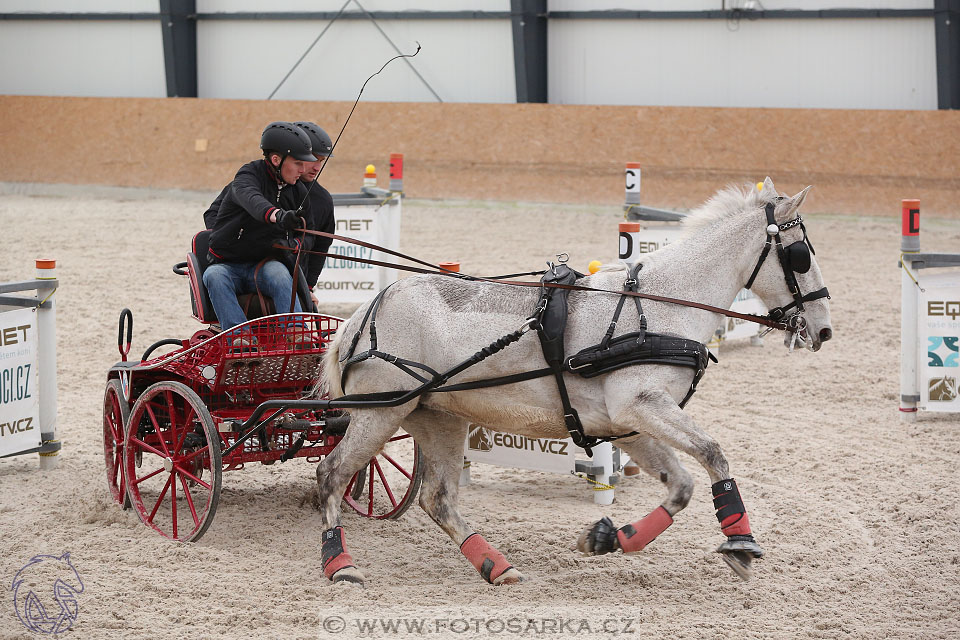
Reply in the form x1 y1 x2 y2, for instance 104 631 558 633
274 228 792 331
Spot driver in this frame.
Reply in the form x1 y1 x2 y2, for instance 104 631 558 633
203 121 336 312
203 122 314 336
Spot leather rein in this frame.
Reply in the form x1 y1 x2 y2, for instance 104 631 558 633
275 211 828 333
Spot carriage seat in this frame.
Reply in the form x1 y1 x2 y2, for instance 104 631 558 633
185 230 313 326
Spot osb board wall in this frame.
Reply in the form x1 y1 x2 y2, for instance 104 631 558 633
1 95 957 216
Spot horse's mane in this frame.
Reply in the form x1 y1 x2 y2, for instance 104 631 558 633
679 183 767 240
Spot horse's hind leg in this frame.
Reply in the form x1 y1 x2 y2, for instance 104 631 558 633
315 405 412 585
401 409 523 585
578 435 692 556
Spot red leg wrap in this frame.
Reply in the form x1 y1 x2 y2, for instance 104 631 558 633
721 512 752 536
321 526 356 580
616 506 673 553
460 533 513 584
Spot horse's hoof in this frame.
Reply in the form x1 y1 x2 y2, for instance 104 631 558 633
331 566 365 586
719 550 754 581
493 568 524 585
716 535 764 558
577 516 620 556
716 535 763 581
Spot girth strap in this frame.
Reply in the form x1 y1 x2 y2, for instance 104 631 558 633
534 263 594 454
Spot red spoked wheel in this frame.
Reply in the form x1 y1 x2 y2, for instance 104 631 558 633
123 381 222 542
343 431 423 519
103 379 131 509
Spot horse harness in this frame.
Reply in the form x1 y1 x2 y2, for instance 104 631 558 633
746 202 830 331
339 259 715 456
334 204 829 457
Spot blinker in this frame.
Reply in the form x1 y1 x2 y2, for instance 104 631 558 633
786 241 811 274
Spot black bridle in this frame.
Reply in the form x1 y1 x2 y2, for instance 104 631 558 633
745 201 830 323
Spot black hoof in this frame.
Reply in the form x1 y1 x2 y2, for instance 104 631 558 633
716 534 764 558
716 534 763 581
577 516 620 556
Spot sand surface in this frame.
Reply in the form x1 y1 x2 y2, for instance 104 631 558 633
0 184 958 639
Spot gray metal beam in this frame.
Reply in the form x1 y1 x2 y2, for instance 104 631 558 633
905 253 960 270
510 0 547 104
935 0 960 109
0 9 935 21
159 0 197 98
548 9 934 19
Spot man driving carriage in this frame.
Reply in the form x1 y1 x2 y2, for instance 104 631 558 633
202 121 336 311
203 121 331 338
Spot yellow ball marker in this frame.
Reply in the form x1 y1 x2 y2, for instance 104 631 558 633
588 260 602 274
756 182 764 191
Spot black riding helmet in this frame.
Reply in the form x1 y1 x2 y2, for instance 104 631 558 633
260 122 315 162
293 121 334 158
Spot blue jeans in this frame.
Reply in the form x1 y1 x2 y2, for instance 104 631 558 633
202 260 302 331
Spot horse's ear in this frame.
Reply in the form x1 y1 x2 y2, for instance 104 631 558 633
780 185 812 220
792 185 812 211
761 176 777 197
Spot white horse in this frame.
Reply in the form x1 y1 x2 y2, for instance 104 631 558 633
315 178 832 585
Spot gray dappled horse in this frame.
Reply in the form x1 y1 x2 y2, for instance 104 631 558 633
315 178 832 585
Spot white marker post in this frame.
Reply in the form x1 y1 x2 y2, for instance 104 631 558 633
900 199 921 422
624 162 641 217
36 259 58 469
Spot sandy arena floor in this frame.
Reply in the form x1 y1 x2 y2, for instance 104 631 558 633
0 183 958 639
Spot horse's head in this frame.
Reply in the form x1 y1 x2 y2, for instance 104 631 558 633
747 177 833 352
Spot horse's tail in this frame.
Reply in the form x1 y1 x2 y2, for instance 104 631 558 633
321 321 347 399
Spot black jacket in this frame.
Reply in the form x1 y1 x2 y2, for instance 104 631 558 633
202 185 229 230
205 167 335 288
207 160 309 264
299 184 335 288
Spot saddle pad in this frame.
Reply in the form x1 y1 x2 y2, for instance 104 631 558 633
566 331 711 379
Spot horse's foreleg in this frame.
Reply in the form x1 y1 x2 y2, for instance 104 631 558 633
578 435 692 556
315 406 412 585
401 409 523 585
614 392 764 579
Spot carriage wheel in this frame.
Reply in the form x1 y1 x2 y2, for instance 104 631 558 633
343 432 423 519
103 379 131 509
123 381 222 542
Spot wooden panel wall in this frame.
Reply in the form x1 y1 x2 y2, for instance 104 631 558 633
1 95 957 216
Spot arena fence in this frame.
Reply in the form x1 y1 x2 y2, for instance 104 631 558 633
0 260 59 467
318 154 403 304
899 200 960 420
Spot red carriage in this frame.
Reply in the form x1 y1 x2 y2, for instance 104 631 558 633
101 232 423 542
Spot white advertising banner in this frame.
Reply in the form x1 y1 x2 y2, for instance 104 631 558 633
722 290 767 341
917 270 960 411
313 198 402 305
0 308 41 457
464 424 576 474
630 225 765 340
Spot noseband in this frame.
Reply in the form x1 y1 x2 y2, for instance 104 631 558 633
745 201 830 322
